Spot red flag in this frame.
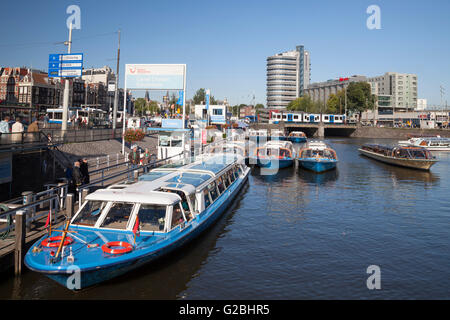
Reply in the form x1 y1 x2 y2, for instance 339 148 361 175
44 208 52 228
133 216 140 237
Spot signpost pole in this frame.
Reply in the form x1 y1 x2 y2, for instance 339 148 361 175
113 30 121 131
122 74 127 155
62 22 73 132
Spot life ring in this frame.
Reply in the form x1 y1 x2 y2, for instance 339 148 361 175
101 241 133 255
41 236 74 248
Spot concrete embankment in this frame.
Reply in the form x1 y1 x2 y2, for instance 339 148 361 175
350 126 450 139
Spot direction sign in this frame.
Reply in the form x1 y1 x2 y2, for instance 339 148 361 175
48 53 83 78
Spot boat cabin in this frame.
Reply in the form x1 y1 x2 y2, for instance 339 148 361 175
70 154 247 234
361 144 434 159
299 142 337 160
255 141 294 158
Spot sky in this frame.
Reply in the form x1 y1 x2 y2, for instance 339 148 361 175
0 0 449 106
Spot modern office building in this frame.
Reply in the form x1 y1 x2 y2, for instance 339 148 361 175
368 72 418 112
266 45 310 109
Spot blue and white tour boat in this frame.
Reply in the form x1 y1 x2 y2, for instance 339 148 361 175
25 153 250 289
297 141 338 173
249 140 295 169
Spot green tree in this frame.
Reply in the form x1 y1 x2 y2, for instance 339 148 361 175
287 95 318 113
134 98 148 116
192 88 217 105
346 82 376 120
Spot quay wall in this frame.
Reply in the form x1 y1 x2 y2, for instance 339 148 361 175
350 127 450 139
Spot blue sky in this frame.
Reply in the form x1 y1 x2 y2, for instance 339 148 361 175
1 0 449 106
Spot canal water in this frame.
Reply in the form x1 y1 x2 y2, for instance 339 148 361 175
1 138 449 299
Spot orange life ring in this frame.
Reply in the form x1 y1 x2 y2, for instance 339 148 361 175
101 241 133 255
41 236 74 248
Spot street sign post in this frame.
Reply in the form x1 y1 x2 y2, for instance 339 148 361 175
48 53 83 78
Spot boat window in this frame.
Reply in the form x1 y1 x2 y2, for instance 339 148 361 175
171 203 186 229
229 169 236 183
217 176 226 193
137 204 167 232
209 182 219 201
100 202 135 229
72 200 108 226
204 189 212 209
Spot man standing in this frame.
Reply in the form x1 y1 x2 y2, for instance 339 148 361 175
142 148 151 173
0 115 10 144
72 161 83 193
11 117 24 142
79 158 90 185
128 145 141 180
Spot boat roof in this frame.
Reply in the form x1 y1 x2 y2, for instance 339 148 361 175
85 153 243 204
264 140 293 149
305 141 328 150
362 143 428 151
85 189 181 205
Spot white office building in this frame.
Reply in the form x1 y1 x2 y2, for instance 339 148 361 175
266 45 310 109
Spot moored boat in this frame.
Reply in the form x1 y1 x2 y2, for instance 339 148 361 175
270 129 287 141
249 140 295 169
297 141 338 173
248 129 268 144
287 131 307 143
398 136 450 151
358 144 437 170
25 153 250 289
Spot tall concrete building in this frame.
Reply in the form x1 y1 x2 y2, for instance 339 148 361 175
266 45 310 109
368 72 418 112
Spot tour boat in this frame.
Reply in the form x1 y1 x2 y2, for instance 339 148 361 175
25 153 250 289
297 141 338 173
249 140 295 169
206 140 255 164
398 136 450 151
287 131 307 143
358 144 437 170
270 129 287 141
248 129 268 144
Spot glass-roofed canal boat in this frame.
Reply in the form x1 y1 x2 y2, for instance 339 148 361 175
25 153 250 289
358 144 438 170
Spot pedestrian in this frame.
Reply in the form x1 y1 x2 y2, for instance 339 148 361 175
65 163 74 193
44 113 49 128
11 117 24 142
142 148 152 173
72 161 83 193
79 158 90 185
128 145 141 180
0 115 10 144
27 117 39 132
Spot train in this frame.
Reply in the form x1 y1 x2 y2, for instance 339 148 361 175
46 107 109 127
269 111 347 124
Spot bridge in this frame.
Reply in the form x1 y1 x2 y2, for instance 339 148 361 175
250 122 358 137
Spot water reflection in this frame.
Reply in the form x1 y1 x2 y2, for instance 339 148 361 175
297 168 339 185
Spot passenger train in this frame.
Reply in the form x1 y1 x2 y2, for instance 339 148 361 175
269 111 346 124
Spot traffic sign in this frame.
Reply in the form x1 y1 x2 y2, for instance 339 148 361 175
48 53 83 78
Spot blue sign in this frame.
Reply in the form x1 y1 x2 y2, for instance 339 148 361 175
205 90 210 110
177 90 184 106
162 119 184 129
48 53 83 78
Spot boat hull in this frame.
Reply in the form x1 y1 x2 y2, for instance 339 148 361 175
249 157 294 169
25 171 250 290
358 148 437 170
298 158 337 173
271 136 287 141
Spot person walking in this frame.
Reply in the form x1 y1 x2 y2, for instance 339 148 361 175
11 117 24 142
0 116 10 144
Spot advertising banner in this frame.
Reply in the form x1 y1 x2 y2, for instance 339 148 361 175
125 64 185 90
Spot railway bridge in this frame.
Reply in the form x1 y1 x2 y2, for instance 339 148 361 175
249 122 358 137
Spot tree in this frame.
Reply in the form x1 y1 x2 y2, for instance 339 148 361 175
287 95 318 113
134 98 147 116
346 82 376 120
192 88 217 105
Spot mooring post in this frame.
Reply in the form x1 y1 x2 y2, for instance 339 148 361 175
134 169 139 182
22 191 34 232
80 189 89 205
66 193 74 219
14 210 26 276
